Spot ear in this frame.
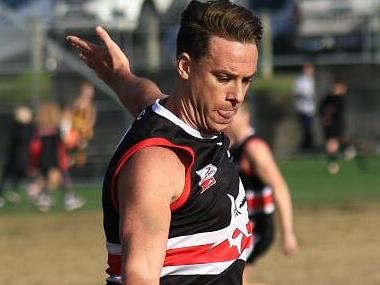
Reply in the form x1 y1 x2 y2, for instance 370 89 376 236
177 52 191 80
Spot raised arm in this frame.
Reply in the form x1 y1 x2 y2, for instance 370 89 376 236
245 139 298 256
66 26 163 117
117 146 185 284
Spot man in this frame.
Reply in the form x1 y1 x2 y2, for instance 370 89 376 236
227 104 298 285
319 79 349 174
293 62 316 152
67 1 262 284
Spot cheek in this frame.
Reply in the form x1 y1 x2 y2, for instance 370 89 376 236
193 75 215 97
205 88 227 110
193 74 227 111
199 81 224 104
203 77 220 92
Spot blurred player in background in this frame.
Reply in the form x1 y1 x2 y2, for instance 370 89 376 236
61 81 97 167
58 81 97 211
293 62 317 153
319 79 352 174
227 104 298 285
30 101 85 212
31 101 63 211
0 106 34 207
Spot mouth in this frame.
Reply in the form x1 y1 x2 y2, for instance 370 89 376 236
216 109 237 122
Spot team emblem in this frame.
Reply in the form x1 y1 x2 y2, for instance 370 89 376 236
196 164 217 193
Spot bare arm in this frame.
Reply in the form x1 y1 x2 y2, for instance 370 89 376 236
66 26 163 117
245 139 298 256
117 147 185 284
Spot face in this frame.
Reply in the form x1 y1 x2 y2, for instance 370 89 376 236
178 36 258 133
15 106 32 124
304 64 315 77
81 83 95 101
332 82 347 95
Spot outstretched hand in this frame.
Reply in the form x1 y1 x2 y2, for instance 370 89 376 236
67 25 163 116
66 26 130 86
282 232 298 256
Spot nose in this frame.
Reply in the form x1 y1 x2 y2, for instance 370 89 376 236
226 81 245 105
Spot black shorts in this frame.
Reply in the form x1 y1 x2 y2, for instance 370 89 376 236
324 123 344 139
106 281 120 285
247 213 275 264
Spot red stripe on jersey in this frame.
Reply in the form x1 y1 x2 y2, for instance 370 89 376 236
106 254 122 275
106 218 253 275
110 137 195 211
247 194 274 213
164 223 252 266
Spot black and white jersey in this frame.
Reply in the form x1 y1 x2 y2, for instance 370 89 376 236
102 100 252 285
230 134 275 216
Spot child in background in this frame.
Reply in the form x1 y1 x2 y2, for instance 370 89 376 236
0 106 34 207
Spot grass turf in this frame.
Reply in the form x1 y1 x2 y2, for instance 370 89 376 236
280 155 380 204
1 155 379 214
1 156 380 285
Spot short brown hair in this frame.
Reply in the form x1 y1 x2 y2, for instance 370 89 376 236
35 101 62 129
176 0 262 60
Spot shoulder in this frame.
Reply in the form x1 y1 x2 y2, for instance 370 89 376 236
119 146 186 201
243 137 272 161
245 136 270 151
126 146 185 173
294 75 306 86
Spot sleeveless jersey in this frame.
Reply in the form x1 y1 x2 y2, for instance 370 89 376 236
230 134 275 216
102 100 252 285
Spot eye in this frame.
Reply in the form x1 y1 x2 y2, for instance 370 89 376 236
216 75 231 82
243 77 254 85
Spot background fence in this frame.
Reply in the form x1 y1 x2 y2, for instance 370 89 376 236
1 0 380 178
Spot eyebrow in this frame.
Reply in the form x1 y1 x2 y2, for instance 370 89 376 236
246 72 257 80
212 69 257 79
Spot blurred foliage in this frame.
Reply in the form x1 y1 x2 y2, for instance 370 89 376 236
249 73 297 115
246 74 298 148
251 74 296 94
0 72 52 103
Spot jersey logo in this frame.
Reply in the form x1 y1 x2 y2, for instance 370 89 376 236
196 164 217 193
211 180 252 255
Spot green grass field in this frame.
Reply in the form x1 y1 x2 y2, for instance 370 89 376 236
1 156 380 285
282 155 380 204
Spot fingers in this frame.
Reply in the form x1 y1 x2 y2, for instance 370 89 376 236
94 26 130 73
79 51 110 70
95 26 116 50
79 53 88 64
66 35 93 52
67 27 112 52
95 26 127 58
283 240 298 256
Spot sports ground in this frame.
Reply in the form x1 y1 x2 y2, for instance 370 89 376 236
1 156 380 285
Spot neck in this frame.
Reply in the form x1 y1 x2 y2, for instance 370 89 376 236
165 81 205 133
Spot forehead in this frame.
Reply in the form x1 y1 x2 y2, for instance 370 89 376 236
203 36 258 74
